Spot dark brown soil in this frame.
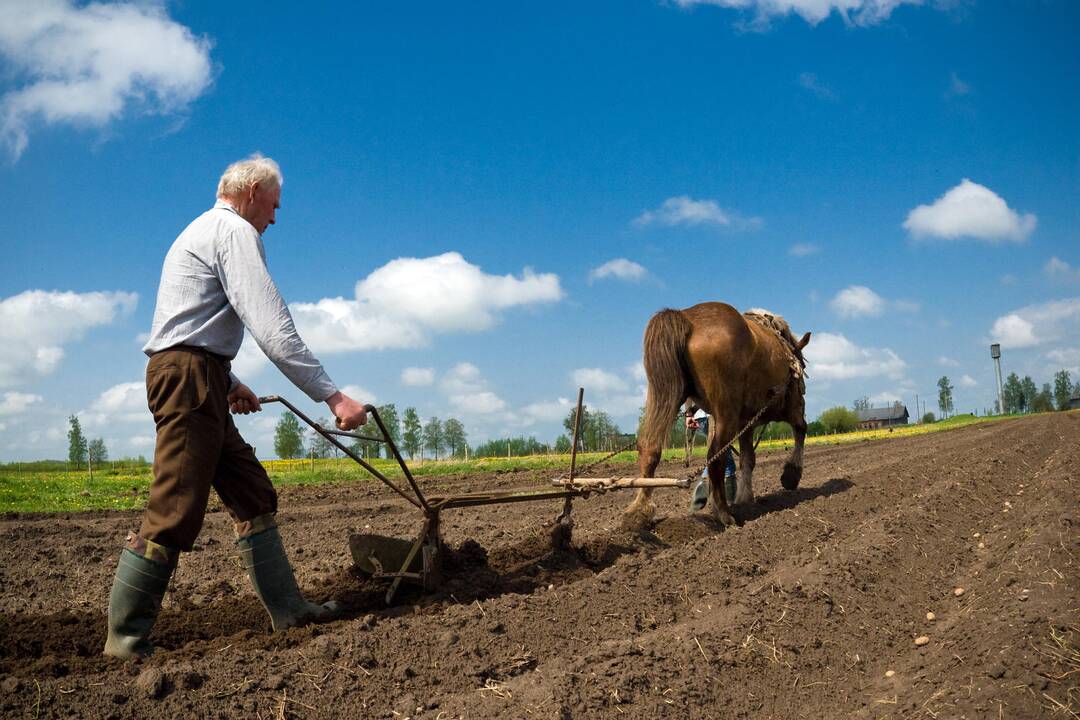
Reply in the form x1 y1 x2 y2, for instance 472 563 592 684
0 413 1076 719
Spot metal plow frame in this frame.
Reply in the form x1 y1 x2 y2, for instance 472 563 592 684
260 390 688 604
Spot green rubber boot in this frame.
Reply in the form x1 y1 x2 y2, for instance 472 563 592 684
690 474 710 511
103 549 174 659
238 526 340 632
724 473 737 504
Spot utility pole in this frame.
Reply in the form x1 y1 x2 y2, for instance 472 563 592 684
990 344 1005 415
915 394 920 423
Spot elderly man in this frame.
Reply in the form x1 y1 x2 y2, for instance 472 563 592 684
104 155 367 659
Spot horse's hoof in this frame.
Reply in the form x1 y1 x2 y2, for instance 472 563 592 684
780 463 801 490
733 492 755 507
713 509 738 527
620 505 655 533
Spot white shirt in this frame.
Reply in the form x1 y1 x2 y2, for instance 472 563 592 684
143 200 337 402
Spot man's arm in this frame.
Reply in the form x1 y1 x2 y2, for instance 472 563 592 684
216 227 366 428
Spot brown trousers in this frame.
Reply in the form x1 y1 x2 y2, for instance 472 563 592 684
128 347 277 562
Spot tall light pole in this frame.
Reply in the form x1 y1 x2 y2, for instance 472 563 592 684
990 343 1005 415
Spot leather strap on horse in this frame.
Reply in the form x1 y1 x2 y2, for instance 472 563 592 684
743 310 807 396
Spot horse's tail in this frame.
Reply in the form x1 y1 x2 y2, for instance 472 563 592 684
640 308 693 452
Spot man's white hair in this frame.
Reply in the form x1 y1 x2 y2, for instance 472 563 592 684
216 153 283 198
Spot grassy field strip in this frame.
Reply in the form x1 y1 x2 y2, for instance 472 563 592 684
0 412 1039 513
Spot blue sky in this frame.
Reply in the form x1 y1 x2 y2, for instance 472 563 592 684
1 0 1078 460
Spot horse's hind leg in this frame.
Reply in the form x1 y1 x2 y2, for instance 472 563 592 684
706 423 738 527
781 421 806 490
733 430 757 506
622 444 661 532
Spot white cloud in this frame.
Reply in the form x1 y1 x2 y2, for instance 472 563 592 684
946 71 972 98
0 289 137 387
633 196 761 229
571 368 628 394
798 72 834 98
958 374 977 388
229 333 270 380
805 332 906 380
401 367 436 386
81 381 146 428
567 365 645 418
440 363 506 416
869 391 902 405
903 179 1036 243
789 243 820 257
991 314 1038 348
1046 348 1080 375
292 252 563 353
0 392 43 415
588 258 647 284
339 384 377 404
937 356 959 367
1045 257 1080 282
673 0 921 26
520 398 574 425
0 0 214 160
830 285 885 319
990 297 1080 349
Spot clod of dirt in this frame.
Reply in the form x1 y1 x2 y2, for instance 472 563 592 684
263 674 285 691
358 613 376 630
311 635 339 660
925 612 936 621
135 667 167 699
448 538 489 569
953 587 965 597
167 662 203 690
914 636 930 646
1 677 21 693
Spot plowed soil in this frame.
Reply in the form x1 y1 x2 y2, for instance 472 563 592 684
1 413 1076 719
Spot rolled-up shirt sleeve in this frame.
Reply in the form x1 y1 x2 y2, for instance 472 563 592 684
216 227 338 402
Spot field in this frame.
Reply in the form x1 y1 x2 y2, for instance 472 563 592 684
0 411 1076 718
0 412 1007 514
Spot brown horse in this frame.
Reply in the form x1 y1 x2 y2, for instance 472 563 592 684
623 302 810 530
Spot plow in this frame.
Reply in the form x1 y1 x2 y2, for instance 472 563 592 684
258 390 689 605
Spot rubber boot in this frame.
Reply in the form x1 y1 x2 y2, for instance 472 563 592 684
724 472 737 504
690 473 710 511
238 526 340 631
103 549 174 659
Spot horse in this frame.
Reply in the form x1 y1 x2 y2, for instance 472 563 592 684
623 302 810 531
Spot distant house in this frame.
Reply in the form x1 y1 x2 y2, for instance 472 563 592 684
1070 396 1080 411
856 404 910 430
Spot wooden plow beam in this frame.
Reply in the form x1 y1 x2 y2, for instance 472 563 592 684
552 477 690 490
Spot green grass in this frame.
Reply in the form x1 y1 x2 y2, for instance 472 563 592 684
0 411 1054 514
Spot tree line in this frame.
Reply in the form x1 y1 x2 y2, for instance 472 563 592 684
273 403 469 461
272 402 636 461
1000 369 1077 414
